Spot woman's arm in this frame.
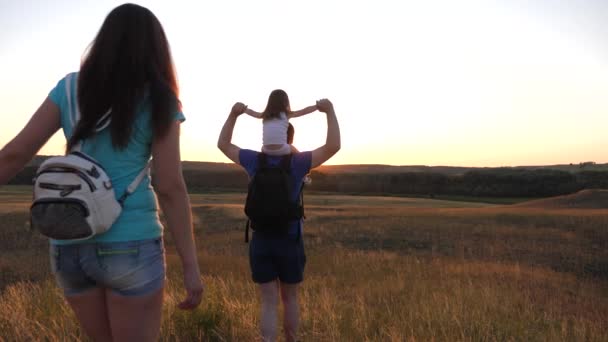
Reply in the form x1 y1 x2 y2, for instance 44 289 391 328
151 122 203 310
0 97 61 185
288 104 318 119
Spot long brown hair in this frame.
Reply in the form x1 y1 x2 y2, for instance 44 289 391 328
262 89 291 120
68 3 180 151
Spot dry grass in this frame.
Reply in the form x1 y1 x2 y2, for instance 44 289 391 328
1 190 607 341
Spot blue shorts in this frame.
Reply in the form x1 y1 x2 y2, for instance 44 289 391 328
50 238 165 296
249 233 306 284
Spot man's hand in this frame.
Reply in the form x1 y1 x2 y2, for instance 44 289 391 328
218 103 244 164
316 99 334 114
230 102 247 117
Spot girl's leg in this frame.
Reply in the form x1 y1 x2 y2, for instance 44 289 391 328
65 288 113 342
262 144 293 156
105 287 164 342
259 280 280 342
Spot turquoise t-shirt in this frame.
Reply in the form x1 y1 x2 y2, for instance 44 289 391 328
48 72 185 244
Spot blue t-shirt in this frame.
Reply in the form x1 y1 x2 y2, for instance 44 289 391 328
239 149 312 237
48 72 185 244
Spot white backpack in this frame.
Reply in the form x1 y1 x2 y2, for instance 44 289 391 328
30 73 149 241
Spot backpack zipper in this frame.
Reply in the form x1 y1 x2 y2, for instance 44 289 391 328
37 168 96 192
39 183 82 197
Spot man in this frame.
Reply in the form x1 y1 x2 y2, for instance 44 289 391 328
217 99 340 342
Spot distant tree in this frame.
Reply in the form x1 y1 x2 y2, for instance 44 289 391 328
580 161 597 169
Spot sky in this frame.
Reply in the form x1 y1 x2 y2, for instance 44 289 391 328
1 0 607 167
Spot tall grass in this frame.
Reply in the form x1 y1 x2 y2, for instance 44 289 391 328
1 193 607 341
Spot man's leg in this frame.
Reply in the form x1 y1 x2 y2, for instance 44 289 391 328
259 281 280 342
280 282 300 342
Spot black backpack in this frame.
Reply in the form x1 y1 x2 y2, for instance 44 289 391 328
244 153 304 242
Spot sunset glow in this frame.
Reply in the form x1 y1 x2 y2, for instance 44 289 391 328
1 0 607 166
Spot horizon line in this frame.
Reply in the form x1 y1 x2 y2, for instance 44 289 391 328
31 155 607 169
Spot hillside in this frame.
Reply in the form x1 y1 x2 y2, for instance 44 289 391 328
17 156 607 199
26 156 608 176
516 189 608 209
315 164 472 175
317 162 608 175
181 161 242 172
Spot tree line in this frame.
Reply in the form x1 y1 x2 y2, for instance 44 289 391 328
305 169 608 198
10 165 608 198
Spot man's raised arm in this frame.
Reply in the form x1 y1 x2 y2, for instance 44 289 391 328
311 99 341 169
217 102 247 164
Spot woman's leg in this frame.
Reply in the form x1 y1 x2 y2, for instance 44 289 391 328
259 280 280 342
279 283 300 342
94 238 166 341
105 287 164 342
65 288 113 342
52 243 112 341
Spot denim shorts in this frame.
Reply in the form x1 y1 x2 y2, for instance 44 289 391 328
249 233 306 284
50 238 165 296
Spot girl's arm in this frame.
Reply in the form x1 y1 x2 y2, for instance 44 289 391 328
244 107 263 119
288 104 318 119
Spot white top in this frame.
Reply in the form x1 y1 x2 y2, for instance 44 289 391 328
263 112 289 145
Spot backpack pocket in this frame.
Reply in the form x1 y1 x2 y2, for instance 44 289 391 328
30 198 92 240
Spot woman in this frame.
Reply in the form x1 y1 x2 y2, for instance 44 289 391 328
0 4 203 341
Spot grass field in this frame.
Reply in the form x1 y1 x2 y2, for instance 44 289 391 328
1 186 607 341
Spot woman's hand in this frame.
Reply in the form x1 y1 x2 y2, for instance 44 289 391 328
178 264 204 310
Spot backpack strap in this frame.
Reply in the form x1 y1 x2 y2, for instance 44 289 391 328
280 154 293 173
65 72 150 206
257 152 267 169
65 73 112 152
94 110 112 131
65 73 76 129
283 154 305 241
300 182 306 219
117 163 151 206
295 175 306 242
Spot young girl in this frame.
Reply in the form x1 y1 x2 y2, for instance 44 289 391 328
244 89 318 155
